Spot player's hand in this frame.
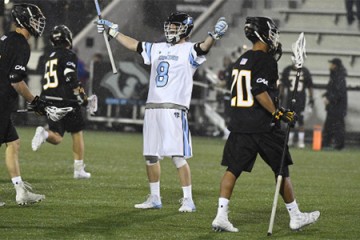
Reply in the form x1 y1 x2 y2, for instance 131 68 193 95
96 19 119 38
29 96 47 115
74 87 88 107
272 107 297 126
208 17 228 40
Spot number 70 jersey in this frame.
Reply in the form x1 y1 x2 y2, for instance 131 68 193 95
139 41 206 109
228 50 279 133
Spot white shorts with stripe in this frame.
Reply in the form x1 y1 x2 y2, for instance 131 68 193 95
143 108 192 159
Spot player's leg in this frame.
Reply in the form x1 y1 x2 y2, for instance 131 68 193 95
297 113 305 148
213 133 255 233
172 156 195 212
6 139 45 205
71 131 91 179
160 109 195 212
32 119 64 151
135 109 162 209
261 130 320 231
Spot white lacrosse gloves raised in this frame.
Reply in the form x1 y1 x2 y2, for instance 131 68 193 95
208 17 228 40
96 19 119 38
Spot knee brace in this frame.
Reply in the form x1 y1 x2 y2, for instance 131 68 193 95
145 156 159 166
172 156 187 168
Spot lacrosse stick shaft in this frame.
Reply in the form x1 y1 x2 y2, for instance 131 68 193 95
94 0 117 74
267 69 302 236
43 95 79 103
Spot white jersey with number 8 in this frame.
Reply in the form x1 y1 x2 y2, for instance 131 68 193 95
140 41 206 109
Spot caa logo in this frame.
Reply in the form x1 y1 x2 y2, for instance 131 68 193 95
15 65 25 71
66 61 76 68
256 78 268 86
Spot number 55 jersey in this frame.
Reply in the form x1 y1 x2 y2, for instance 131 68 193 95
228 50 279 133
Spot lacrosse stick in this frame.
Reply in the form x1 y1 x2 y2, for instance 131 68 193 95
267 32 306 237
17 106 74 122
43 95 98 115
94 0 117 74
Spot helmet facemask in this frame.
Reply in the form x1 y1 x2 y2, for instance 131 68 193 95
29 14 46 37
164 22 189 44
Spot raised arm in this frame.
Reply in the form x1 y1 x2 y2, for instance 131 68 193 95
96 19 139 52
199 17 228 53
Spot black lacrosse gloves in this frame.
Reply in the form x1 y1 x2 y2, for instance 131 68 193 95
74 87 88 107
29 96 47 115
272 107 297 127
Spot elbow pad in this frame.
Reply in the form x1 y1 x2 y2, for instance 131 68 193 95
64 68 79 89
194 42 209 56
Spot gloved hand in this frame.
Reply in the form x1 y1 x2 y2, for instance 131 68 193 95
272 107 297 126
208 17 228 40
96 19 119 38
308 97 314 108
74 87 88 106
29 96 47 115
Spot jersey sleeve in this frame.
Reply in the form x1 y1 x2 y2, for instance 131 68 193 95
62 51 79 88
251 57 274 96
139 41 153 65
189 44 206 68
8 39 30 83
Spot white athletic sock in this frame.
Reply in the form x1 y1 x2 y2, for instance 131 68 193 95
12 176 22 185
285 199 301 218
44 130 49 139
74 160 84 165
182 185 192 199
298 132 305 143
218 197 229 214
150 181 160 197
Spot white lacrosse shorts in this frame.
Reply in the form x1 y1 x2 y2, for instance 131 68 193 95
143 108 192 159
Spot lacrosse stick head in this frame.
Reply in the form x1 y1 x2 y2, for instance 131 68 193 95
291 32 306 69
45 106 73 121
87 95 98 115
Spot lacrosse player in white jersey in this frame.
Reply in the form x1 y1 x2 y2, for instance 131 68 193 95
97 12 228 212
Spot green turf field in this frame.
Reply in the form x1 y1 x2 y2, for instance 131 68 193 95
0 127 359 240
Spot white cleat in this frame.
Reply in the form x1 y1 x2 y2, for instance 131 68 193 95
212 214 239 232
178 198 196 212
290 211 320 230
32 126 46 151
15 182 45 206
134 195 162 209
74 163 91 179
0 201 5 207
297 142 305 149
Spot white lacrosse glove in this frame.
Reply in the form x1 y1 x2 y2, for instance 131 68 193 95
208 17 228 40
86 95 98 115
96 19 119 38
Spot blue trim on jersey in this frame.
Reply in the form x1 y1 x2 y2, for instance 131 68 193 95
181 110 191 157
145 42 152 60
189 52 200 68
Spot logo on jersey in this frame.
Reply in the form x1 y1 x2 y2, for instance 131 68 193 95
240 58 248 65
159 55 178 61
66 61 76 68
15 65 25 71
256 78 268 86
174 112 180 118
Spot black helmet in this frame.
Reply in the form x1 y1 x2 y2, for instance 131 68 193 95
164 12 194 44
50 25 73 48
244 17 282 60
11 3 46 38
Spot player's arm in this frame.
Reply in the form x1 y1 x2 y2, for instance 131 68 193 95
255 91 276 114
198 17 228 54
11 80 35 103
96 19 139 52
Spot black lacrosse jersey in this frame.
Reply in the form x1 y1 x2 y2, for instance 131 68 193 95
0 32 30 111
281 66 313 112
41 47 79 107
228 50 279 133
